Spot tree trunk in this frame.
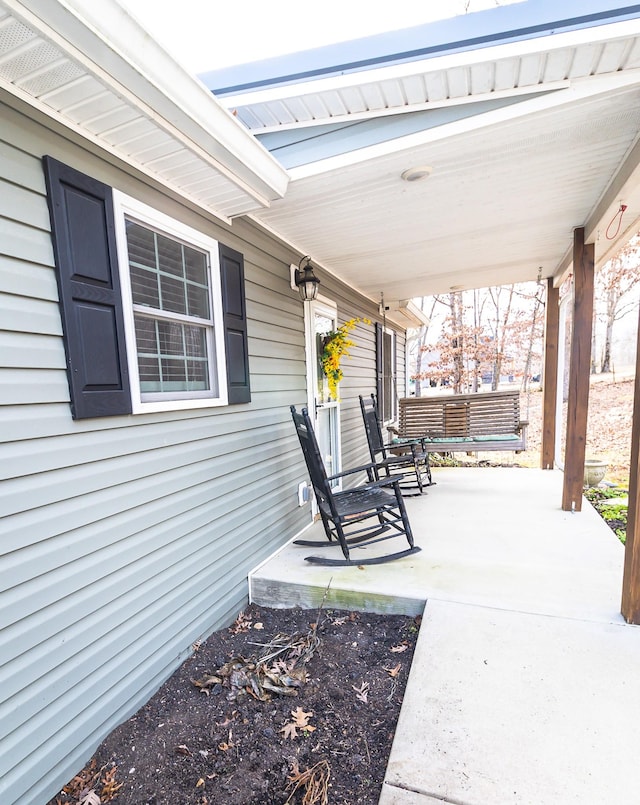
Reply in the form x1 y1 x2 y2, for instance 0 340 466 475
450 292 465 393
522 285 544 393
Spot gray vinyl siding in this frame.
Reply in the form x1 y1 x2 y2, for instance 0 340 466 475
0 99 406 805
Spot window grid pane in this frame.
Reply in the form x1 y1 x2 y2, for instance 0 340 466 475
126 219 211 321
135 315 210 393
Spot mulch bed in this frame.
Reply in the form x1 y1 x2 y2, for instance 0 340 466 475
48 603 420 805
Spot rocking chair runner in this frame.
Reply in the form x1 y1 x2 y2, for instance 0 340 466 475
290 405 420 566
359 394 433 495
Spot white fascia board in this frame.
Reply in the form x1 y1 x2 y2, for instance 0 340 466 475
220 17 640 108
287 69 640 180
5 0 289 204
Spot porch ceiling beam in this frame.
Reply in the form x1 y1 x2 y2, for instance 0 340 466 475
541 279 560 470
562 227 595 512
621 305 640 624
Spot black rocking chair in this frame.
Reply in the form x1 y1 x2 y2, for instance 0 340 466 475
359 394 434 495
290 405 420 566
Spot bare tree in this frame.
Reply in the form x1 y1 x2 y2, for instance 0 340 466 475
413 282 544 394
486 284 515 390
409 296 441 396
595 235 640 373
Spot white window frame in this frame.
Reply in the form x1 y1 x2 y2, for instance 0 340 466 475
381 325 397 424
113 191 228 413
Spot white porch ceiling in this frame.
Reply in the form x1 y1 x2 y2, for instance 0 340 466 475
211 12 640 302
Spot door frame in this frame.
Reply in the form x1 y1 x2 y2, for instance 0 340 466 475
304 296 342 503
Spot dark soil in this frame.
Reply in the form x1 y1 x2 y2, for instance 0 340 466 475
49 604 420 805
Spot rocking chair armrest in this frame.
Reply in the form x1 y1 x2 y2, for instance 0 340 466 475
326 461 380 481
357 474 406 492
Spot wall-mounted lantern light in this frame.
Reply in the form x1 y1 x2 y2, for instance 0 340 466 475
294 255 321 302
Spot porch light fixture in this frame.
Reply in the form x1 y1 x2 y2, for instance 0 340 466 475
294 255 321 302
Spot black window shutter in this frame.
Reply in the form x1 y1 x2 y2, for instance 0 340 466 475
219 243 251 404
43 156 131 419
375 322 384 413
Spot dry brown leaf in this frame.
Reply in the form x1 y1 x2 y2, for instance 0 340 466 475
79 792 100 805
384 663 402 678
291 707 313 727
196 778 205 788
175 745 191 756
253 622 264 630
280 722 298 740
352 681 369 703
390 644 408 653
230 611 252 634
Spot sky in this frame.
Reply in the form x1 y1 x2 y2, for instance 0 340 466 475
119 0 523 75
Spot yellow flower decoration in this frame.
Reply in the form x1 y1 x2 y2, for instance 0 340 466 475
321 317 371 399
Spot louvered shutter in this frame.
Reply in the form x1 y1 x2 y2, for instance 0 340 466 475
219 243 251 404
43 157 131 419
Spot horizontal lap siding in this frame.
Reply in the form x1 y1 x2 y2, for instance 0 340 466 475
0 106 311 805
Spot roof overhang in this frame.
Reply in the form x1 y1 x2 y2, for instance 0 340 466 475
0 0 289 223
203 2 640 301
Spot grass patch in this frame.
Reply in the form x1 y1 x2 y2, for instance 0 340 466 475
584 486 628 544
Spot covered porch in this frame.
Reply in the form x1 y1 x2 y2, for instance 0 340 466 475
250 466 624 621
251 466 640 804
205 2 640 623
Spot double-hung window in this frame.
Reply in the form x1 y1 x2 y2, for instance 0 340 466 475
44 156 250 420
114 194 227 413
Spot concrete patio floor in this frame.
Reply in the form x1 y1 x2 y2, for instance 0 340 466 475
251 466 640 804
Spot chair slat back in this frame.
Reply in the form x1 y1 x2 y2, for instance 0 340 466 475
290 406 331 505
359 394 386 461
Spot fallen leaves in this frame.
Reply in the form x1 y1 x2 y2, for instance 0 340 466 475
192 625 320 702
390 643 408 653
384 663 402 678
58 760 122 805
230 611 253 633
280 707 316 739
78 792 100 805
352 681 370 703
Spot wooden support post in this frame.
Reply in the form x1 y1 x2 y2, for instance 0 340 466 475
541 279 559 469
561 228 594 512
621 304 640 623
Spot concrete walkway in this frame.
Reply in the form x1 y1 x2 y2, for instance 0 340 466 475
250 467 640 804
